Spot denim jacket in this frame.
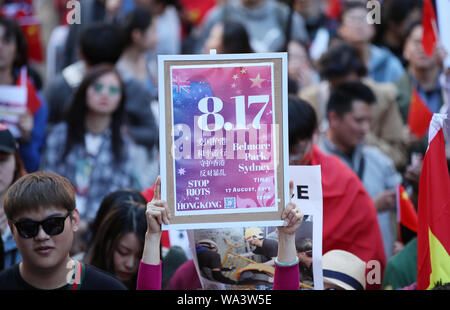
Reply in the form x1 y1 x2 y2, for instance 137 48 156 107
1 230 21 269
42 123 143 221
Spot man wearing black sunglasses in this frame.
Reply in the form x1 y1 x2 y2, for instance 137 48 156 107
0 172 127 290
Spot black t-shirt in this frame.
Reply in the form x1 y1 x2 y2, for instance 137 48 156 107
253 238 278 262
0 263 127 290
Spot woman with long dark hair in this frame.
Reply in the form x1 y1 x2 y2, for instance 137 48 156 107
203 21 253 54
84 200 147 290
70 188 148 259
42 65 142 224
90 189 147 242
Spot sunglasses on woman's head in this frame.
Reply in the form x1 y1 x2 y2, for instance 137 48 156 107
9 212 72 239
92 82 121 96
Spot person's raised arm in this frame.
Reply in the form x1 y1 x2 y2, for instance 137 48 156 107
142 176 172 264
137 176 172 290
273 180 304 290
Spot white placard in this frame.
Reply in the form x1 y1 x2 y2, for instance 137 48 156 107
0 85 27 138
185 165 323 290
437 0 450 68
0 67 28 138
289 165 323 290
309 28 330 61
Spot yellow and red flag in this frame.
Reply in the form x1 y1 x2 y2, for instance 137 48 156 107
417 114 450 290
408 88 433 139
396 184 418 245
421 0 438 57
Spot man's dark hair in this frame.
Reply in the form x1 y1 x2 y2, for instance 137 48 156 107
327 81 376 118
318 41 367 80
373 0 421 47
403 20 422 46
79 22 124 66
4 172 76 220
288 77 299 95
222 21 253 54
120 8 153 49
288 95 318 146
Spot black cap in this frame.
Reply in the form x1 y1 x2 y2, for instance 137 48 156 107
0 124 16 154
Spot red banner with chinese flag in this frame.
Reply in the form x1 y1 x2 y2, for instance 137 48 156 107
417 114 450 290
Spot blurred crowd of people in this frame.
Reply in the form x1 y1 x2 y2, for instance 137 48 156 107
0 0 449 291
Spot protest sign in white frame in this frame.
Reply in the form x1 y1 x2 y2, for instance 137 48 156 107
158 53 289 230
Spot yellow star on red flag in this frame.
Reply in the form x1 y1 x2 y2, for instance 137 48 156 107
249 73 265 88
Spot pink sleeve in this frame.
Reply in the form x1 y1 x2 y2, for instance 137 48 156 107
273 262 300 290
136 260 162 290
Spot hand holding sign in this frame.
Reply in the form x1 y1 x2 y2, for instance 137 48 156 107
278 180 304 236
145 176 172 235
142 176 173 265
275 180 304 267
17 111 33 142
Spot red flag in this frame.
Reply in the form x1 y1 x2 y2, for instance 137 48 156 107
417 114 450 290
396 184 418 244
407 88 433 139
178 0 216 38
326 0 342 20
179 0 216 26
21 22 44 63
422 0 438 57
15 67 41 115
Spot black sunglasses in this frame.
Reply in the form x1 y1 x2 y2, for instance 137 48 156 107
9 212 72 239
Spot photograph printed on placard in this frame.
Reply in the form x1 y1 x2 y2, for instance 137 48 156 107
189 216 315 290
